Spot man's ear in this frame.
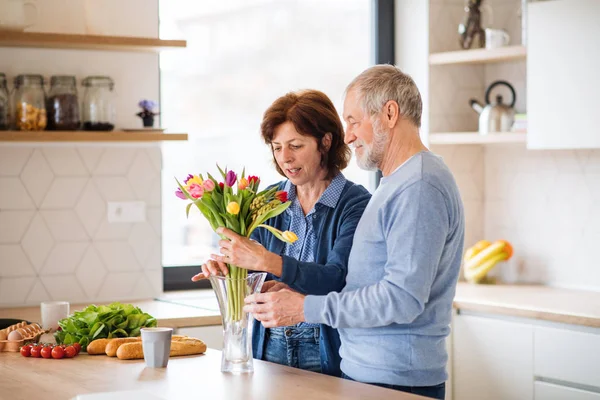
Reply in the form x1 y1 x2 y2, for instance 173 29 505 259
322 133 332 151
384 100 400 128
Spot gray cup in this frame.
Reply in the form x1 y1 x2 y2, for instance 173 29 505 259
141 327 173 368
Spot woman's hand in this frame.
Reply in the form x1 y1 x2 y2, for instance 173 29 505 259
191 260 229 281
211 227 278 272
261 280 290 293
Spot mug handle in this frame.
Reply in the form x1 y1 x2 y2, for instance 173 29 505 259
23 1 38 28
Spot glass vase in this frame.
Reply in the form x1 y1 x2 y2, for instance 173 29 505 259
209 272 266 373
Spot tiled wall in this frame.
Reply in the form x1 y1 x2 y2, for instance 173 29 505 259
0 0 163 306
0 146 162 306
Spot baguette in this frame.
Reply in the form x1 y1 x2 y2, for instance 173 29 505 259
106 337 141 357
116 338 207 360
87 338 111 355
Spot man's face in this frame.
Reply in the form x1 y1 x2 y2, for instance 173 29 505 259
343 89 387 170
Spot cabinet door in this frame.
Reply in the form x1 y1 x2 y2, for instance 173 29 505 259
527 0 600 149
535 381 600 400
453 313 534 400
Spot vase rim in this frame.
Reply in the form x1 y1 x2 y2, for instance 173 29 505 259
208 272 266 282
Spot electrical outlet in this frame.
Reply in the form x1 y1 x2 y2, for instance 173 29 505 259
107 201 146 223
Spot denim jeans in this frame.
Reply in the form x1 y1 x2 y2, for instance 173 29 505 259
263 327 321 373
341 372 445 400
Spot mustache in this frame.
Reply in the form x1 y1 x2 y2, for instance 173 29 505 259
351 140 366 149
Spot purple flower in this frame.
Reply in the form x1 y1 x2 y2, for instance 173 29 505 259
225 170 237 187
138 99 157 111
183 174 194 184
175 188 186 199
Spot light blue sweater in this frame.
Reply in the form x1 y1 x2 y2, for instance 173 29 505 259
304 151 464 387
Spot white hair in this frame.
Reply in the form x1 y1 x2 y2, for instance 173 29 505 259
345 64 422 128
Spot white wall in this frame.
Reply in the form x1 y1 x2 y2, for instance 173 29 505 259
0 0 164 306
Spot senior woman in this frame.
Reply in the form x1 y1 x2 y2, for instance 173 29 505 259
192 89 371 376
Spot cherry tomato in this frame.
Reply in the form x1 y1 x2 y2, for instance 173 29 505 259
64 346 77 358
73 343 81 354
51 346 65 359
30 345 42 358
20 346 31 357
41 346 53 359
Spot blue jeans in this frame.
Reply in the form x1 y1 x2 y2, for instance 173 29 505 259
342 372 445 400
263 327 321 373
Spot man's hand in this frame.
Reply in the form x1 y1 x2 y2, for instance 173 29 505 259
244 290 305 328
261 280 291 293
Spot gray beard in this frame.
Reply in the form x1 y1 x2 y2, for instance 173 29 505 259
357 118 388 171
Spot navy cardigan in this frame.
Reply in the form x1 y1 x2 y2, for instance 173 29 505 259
250 178 371 377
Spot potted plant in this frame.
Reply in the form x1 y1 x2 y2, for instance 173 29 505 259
136 99 159 128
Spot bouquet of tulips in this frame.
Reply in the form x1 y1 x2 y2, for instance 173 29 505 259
175 165 297 321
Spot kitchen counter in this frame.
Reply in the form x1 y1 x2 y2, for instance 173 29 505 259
454 282 600 328
0 350 426 400
0 295 221 329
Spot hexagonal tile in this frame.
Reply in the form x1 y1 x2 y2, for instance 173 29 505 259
94 220 133 241
94 242 141 272
0 245 36 277
41 177 88 209
93 176 136 201
25 279 52 305
146 179 161 207
42 147 88 176
552 150 584 173
21 212 55 272
96 272 143 301
94 148 136 175
40 242 89 275
145 147 162 172
131 274 155 300
0 147 32 176
0 178 35 210
75 246 108 298
40 275 87 302
128 222 159 266
77 147 104 174
0 277 35 305
127 151 156 200
0 211 34 243
545 173 592 229
144 270 163 295
41 210 90 241
20 150 54 207
147 207 161 237
582 150 600 173
75 181 106 237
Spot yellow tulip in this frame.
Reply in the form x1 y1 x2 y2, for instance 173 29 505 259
282 231 298 243
226 201 240 215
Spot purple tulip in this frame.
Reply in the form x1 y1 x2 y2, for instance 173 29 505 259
175 188 186 199
225 170 237 187
183 174 194 184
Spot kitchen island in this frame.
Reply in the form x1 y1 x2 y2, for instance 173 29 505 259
0 350 427 400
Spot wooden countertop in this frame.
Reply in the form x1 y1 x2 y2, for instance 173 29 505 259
0 350 426 400
454 282 600 328
0 297 221 329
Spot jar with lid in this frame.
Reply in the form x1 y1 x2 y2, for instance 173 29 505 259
14 74 47 131
0 73 9 130
46 75 80 130
81 76 115 131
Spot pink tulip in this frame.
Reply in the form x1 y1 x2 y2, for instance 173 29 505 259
203 180 215 192
188 183 204 199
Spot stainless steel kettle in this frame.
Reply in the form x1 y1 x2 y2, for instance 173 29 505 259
470 80 516 135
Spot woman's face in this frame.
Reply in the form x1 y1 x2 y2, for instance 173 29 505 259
271 121 327 186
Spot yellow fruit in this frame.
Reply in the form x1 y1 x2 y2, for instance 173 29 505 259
465 251 509 283
463 240 492 263
464 241 507 270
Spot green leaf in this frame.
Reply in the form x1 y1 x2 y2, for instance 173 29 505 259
216 164 227 180
185 202 193 218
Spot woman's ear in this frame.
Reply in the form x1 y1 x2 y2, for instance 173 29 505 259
322 133 332 152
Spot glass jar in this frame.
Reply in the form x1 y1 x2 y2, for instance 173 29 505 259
81 76 115 131
14 74 47 131
46 75 80 130
0 73 9 130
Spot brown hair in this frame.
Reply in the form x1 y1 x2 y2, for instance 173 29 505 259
260 89 351 180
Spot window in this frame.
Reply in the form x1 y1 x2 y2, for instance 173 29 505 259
159 0 375 288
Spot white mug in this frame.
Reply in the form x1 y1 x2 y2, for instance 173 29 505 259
0 0 38 31
485 28 510 49
40 301 69 332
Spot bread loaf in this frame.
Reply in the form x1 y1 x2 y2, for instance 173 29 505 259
116 338 207 360
105 337 141 357
87 338 111 355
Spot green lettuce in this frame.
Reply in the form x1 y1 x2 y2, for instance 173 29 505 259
53 302 157 351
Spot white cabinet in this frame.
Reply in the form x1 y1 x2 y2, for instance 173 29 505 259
535 381 600 400
527 0 600 149
452 313 534 400
176 325 223 350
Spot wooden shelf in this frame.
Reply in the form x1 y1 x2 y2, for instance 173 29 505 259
429 46 527 66
428 132 527 145
0 131 188 142
0 31 186 52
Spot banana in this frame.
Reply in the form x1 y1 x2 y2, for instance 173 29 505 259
463 240 492 263
464 251 509 283
464 241 507 270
